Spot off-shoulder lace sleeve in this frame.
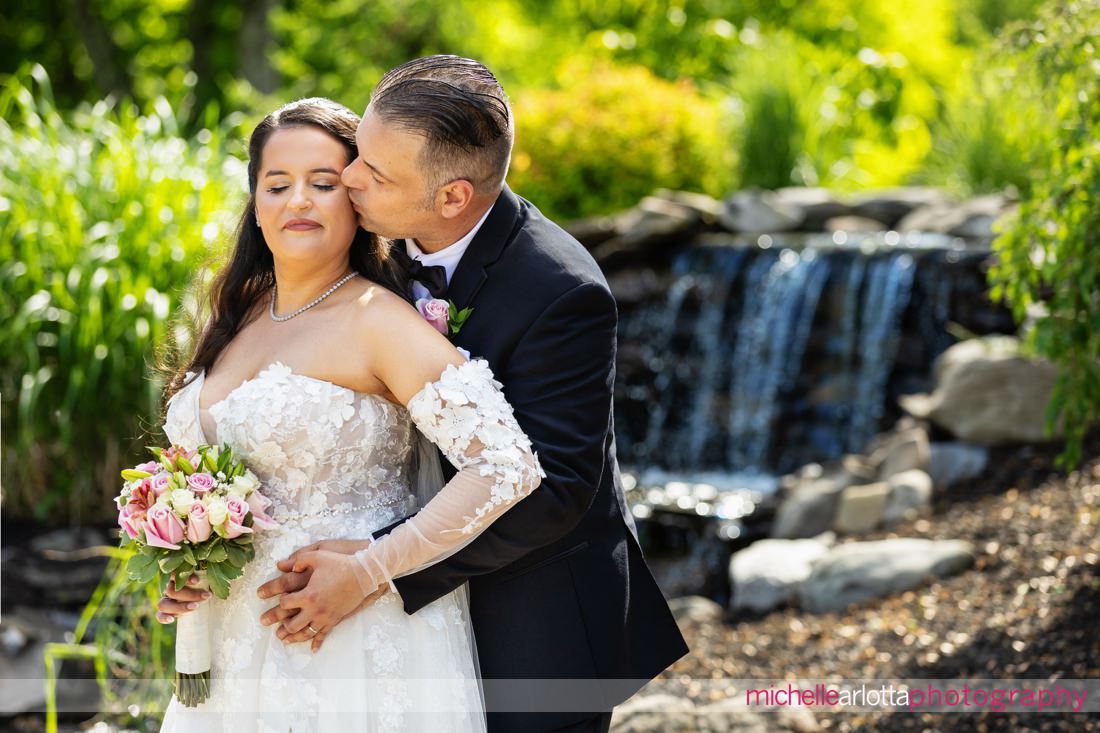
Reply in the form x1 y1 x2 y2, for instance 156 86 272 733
353 359 544 594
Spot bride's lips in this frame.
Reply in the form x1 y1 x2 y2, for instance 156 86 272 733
284 218 321 231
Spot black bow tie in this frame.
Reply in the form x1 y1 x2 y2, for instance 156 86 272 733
392 246 449 299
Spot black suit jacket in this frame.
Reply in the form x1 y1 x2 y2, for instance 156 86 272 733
376 186 688 732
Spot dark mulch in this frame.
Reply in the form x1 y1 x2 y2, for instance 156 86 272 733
659 434 1100 732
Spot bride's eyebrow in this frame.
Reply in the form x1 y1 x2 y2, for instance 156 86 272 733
263 167 341 177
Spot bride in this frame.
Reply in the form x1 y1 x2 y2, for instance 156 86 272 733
156 97 542 732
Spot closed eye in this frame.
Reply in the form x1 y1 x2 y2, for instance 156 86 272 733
266 186 288 194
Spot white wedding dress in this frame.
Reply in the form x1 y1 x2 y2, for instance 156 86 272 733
158 360 537 732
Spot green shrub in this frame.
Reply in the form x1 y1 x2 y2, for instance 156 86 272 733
989 0 1100 468
727 31 936 191
917 62 1054 197
0 66 241 522
508 61 735 221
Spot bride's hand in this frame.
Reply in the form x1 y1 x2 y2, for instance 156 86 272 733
155 573 212 624
274 550 383 647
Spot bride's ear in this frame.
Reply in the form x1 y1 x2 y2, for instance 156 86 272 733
438 179 475 219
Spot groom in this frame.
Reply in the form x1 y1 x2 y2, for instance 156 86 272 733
271 55 687 731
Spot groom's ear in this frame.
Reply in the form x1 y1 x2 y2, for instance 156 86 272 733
438 179 475 220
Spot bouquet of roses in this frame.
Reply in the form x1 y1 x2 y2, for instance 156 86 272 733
116 443 277 707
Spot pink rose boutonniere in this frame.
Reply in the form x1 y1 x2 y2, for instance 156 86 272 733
416 298 473 338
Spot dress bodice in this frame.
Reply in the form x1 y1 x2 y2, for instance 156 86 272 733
163 363 416 527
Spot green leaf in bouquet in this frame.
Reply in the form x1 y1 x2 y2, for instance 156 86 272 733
136 559 159 585
195 541 213 561
126 552 154 580
121 469 154 481
158 569 172 596
219 562 244 580
226 543 249 568
216 449 231 474
159 554 185 574
139 543 159 557
182 544 197 567
206 543 228 563
175 564 194 588
206 564 231 599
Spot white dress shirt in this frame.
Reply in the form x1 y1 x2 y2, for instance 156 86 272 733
405 205 494 302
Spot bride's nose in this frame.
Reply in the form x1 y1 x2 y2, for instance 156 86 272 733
288 184 312 211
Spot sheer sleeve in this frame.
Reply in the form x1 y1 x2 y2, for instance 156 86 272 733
352 359 545 594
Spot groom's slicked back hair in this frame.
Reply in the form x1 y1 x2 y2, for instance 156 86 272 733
370 55 513 197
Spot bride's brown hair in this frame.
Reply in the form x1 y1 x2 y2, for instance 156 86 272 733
163 98 408 404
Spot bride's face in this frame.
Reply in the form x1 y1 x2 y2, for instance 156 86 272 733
255 126 359 267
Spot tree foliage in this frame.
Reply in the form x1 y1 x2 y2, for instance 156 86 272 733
989 0 1100 468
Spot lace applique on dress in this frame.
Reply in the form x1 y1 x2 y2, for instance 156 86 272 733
407 359 545 535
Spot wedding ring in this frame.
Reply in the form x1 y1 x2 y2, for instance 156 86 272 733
308 625 319 634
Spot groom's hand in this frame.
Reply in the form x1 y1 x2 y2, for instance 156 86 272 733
256 539 372 628
274 550 381 648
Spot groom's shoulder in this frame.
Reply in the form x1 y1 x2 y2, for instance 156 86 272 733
505 193 610 295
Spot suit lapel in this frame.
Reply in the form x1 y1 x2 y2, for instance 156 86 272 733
446 185 523 313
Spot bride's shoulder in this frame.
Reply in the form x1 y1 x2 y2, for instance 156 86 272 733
347 281 422 331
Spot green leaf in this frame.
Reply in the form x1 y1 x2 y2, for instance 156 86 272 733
206 564 231 599
182 544 197 566
159 554 185 574
206 543 227 563
126 553 154 580
175 565 194 588
225 543 248 568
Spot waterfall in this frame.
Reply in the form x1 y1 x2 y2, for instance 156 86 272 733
616 239 969 477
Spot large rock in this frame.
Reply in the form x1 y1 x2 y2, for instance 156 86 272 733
720 190 804 233
899 336 1063 444
851 188 954 229
611 694 695 733
867 425 930 482
883 469 933 524
730 535 833 613
591 194 706 269
774 187 854 231
771 477 846 539
833 482 891 534
799 539 975 613
896 194 1015 239
699 697 820 733
668 595 725 624
926 442 989 487
611 694 820 733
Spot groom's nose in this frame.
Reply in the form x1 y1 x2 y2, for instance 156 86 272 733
341 161 360 190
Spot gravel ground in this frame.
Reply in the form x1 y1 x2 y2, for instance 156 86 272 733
652 435 1100 732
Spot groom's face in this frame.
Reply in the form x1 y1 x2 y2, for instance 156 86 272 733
342 108 438 240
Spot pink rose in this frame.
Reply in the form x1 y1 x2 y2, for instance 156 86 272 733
187 472 216 493
144 505 185 550
246 491 279 530
185 501 213 543
118 504 145 541
150 473 172 496
222 498 253 539
136 460 159 473
416 298 450 335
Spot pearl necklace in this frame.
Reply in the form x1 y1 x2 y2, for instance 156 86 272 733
269 271 358 322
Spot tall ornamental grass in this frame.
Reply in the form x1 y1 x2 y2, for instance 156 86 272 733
0 66 242 523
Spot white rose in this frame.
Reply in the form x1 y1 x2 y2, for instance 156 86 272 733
205 497 229 527
170 489 196 516
231 471 259 495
